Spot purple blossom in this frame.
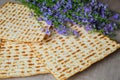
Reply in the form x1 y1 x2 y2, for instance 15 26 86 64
89 18 94 22
37 3 41 7
68 0 72 3
73 30 79 36
82 18 88 23
37 17 43 21
45 29 51 35
103 24 114 34
101 8 105 18
63 9 67 13
42 2 46 6
103 27 109 34
55 1 61 9
57 29 67 35
91 0 96 3
85 25 93 31
59 25 66 29
66 1 72 9
55 25 70 36
113 14 119 20
26 0 30 2
84 7 91 13
32 0 36 5
72 21 76 25
46 20 52 26
108 24 114 31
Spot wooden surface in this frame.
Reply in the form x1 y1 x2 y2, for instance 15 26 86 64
0 0 120 80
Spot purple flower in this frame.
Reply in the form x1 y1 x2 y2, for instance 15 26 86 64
66 1 72 9
73 30 79 36
59 25 66 29
84 7 91 13
26 0 30 2
46 20 52 26
68 0 72 3
102 4 107 10
42 2 46 6
108 24 114 31
100 8 106 18
89 18 94 22
85 25 93 31
91 0 96 3
37 17 43 21
63 9 67 13
103 25 109 34
55 2 61 9
103 27 109 34
82 18 88 23
32 0 36 5
57 29 66 35
72 21 76 25
45 29 51 35
37 3 41 7
55 25 70 35
113 14 119 20
103 23 114 34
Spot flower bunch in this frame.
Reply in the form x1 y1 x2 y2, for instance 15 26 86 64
19 0 120 37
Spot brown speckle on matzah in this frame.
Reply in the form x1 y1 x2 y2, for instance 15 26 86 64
0 2 47 42
0 40 49 78
30 26 120 80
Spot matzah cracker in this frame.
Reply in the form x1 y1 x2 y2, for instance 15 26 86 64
0 2 47 42
30 26 120 80
0 39 49 78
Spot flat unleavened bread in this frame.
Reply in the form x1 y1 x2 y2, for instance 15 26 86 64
0 2 47 42
29 26 120 80
0 39 49 78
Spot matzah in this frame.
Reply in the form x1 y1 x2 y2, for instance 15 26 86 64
0 2 47 42
0 39 49 78
29 26 120 80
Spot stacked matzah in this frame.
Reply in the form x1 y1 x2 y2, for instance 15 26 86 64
29 25 120 80
0 2 120 80
0 39 49 78
0 2 47 42
0 2 49 78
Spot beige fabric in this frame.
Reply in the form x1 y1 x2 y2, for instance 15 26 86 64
0 2 47 42
30 26 120 80
0 39 49 78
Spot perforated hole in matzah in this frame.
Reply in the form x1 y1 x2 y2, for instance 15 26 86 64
30 26 120 80
0 40 49 78
0 2 47 42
